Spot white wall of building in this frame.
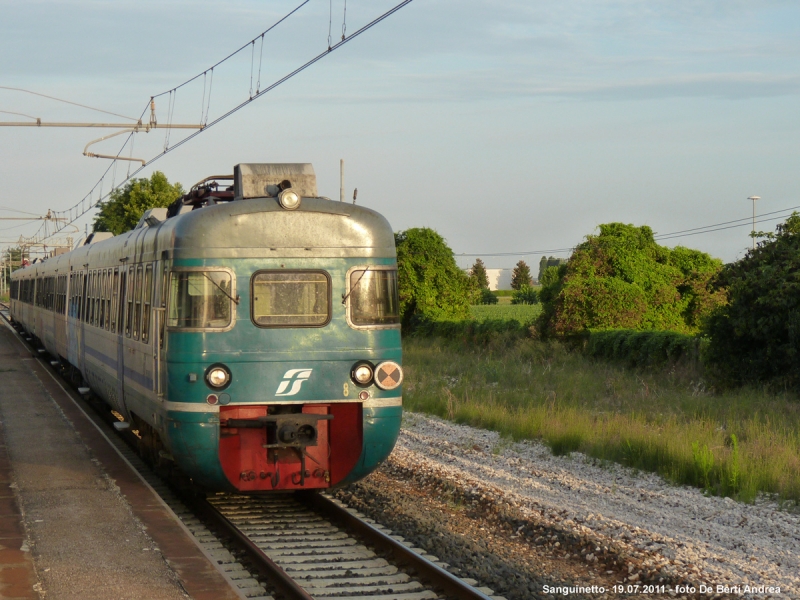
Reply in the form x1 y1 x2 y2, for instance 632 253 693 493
485 268 513 291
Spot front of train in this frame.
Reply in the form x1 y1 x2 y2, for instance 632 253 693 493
161 164 402 492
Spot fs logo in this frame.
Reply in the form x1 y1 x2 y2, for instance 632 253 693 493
275 368 313 396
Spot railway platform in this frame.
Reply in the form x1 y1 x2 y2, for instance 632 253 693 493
0 321 241 600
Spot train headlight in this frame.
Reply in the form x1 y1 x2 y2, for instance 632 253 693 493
351 362 374 387
374 361 403 390
278 189 301 210
205 364 231 390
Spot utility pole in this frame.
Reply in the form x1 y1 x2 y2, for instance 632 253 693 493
340 159 344 202
748 196 760 250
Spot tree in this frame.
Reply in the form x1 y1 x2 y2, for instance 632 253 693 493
704 213 800 389
538 223 725 336
93 171 184 235
510 260 532 290
470 258 489 290
479 288 498 305
395 228 472 327
538 256 566 282
511 285 538 305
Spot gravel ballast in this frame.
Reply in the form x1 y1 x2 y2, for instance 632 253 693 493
338 413 798 599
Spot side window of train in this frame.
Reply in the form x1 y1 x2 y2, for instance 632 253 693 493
78 273 88 323
57 276 62 314
159 265 168 348
119 268 128 337
133 265 143 340
345 267 401 329
111 268 119 333
125 266 134 338
100 271 106 326
90 271 97 326
167 268 235 330
250 270 331 328
141 264 153 343
84 272 91 325
98 270 106 328
92 271 99 326
86 272 93 325
79 273 85 321
104 269 112 330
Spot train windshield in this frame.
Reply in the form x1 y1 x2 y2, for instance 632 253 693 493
251 271 330 327
168 271 233 329
348 269 400 327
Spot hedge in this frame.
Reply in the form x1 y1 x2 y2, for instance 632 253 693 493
584 329 702 368
409 317 530 345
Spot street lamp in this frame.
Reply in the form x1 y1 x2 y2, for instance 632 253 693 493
748 196 760 250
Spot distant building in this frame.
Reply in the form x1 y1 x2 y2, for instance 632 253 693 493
485 268 513 291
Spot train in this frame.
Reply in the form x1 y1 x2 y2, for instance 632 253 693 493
8 163 403 492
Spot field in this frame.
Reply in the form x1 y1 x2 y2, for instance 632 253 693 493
402 334 800 504
469 303 542 323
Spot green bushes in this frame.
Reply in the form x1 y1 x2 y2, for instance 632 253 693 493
704 213 800 390
584 329 701 368
479 288 498 305
538 223 725 336
511 285 539 305
395 228 473 328
411 317 530 346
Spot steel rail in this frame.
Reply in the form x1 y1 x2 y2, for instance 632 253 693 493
182 494 315 600
299 492 495 600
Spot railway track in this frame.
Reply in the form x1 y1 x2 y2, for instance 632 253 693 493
187 491 502 600
1 306 505 600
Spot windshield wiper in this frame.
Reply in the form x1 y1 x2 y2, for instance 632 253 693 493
342 266 370 305
203 272 240 305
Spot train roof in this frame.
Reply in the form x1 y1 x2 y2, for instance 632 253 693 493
167 195 396 260
12 165 395 277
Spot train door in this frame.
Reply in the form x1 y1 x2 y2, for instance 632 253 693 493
141 263 154 394
67 272 81 368
78 271 88 374
129 264 144 394
117 266 128 410
154 261 169 397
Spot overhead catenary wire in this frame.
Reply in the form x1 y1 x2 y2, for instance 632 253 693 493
654 213 797 241
652 205 800 239
0 206 43 216
456 205 800 258
0 110 39 121
23 0 414 247
0 86 138 121
152 0 312 100
15 0 330 244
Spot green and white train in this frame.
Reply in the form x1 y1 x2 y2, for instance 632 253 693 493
9 164 403 492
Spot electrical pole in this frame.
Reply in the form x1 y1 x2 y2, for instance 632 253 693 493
748 196 760 250
340 159 344 202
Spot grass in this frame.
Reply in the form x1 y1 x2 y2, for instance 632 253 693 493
402 333 800 505
469 303 542 323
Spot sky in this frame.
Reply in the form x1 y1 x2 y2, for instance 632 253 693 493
1 0 799 269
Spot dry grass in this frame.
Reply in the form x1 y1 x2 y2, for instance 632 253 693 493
403 335 800 504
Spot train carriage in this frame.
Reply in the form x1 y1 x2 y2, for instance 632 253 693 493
9 163 403 492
